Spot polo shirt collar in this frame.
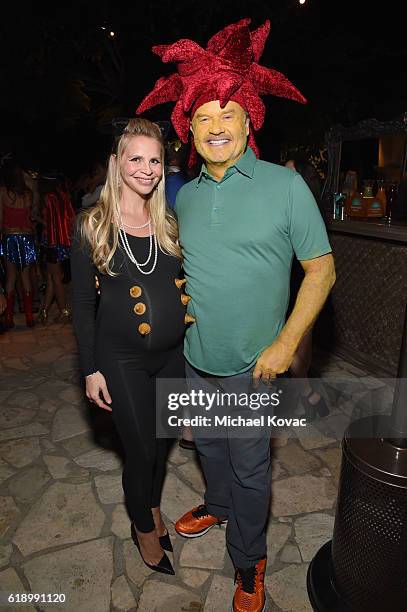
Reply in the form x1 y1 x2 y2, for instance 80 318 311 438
197 146 256 185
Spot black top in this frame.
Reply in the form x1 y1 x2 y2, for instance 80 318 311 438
70 229 186 376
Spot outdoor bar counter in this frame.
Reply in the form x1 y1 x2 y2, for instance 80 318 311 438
315 219 407 377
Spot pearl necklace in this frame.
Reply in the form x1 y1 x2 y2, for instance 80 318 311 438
118 213 158 275
121 217 151 229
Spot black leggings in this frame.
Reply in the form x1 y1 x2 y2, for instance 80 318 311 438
98 344 184 532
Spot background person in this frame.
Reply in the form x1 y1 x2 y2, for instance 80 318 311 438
38 173 76 324
0 161 37 328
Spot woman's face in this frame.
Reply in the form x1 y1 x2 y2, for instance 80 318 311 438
119 135 163 197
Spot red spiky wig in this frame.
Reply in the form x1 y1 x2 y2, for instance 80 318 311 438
136 18 306 163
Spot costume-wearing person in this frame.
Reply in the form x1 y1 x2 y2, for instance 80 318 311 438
41 189 75 264
137 18 333 611
1 193 37 327
71 228 186 534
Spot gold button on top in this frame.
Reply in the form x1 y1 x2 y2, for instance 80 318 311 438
130 285 142 298
174 278 186 289
181 294 191 306
184 313 196 324
138 322 151 335
133 302 146 315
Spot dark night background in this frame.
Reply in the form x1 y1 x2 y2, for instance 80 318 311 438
1 0 406 176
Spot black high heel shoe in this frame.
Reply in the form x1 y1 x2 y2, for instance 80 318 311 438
300 390 329 422
131 523 175 575
159 529 173 552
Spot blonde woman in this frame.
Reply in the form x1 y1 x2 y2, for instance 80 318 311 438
71 119 187 575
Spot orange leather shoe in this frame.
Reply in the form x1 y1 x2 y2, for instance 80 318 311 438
175 504 226 538
233 557 266 612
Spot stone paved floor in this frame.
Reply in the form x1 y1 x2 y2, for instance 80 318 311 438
0 311 394 611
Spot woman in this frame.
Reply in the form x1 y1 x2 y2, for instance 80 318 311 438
0 162 36 328
38 173 75 324
71 118 187 576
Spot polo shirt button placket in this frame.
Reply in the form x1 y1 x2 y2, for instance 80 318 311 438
211 182 221 226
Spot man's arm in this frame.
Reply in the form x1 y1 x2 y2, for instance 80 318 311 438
253 253 335 383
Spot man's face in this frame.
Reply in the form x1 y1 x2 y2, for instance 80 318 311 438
190 100 249 169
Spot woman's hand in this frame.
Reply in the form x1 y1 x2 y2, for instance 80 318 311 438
85 371 112 412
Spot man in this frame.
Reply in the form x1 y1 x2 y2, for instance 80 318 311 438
137 19 335 612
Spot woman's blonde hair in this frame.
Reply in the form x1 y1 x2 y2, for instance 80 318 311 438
78 118 180 275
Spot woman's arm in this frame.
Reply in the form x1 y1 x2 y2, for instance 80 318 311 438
70 224 98 377
71 228 112 411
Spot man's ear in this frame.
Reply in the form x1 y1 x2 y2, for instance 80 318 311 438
189 121 195 137
245 115 250 136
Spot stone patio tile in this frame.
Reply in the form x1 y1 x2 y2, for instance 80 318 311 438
13 482 105 556
52 406 91 442
266 564 312 611
204 574 235 612
295 424 336 450
1 373 44 392
0 458 16 485
180 526 226 570
39 399 60 415
0 423 48 442
272 475 336 516
1 357 31 370
178 460 206 494
94 474 124 504
266 522 292 564
7 390 39 409
30 346 66 365
53 355 80 377
275 442 321 475
280 544 302 564
23 537 114 612
0 405 37 429
43 455 77 479
111 574 136 611
0 496 21 538
61 432 99 457
111 504 131 539
315 447 342 483
294 513 335 562
180 568 210 588
0 544 12 568
161 473 202 523
74 447 122 471
8 466 51 504
270 435 289 448
34 380 69 400
138 581 199 612
0 567 36 611
167 443 190 465
59 385 86 406
122 539 153 586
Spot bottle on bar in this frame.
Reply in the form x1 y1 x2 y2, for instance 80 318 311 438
362 179 385 218
376 180 387 213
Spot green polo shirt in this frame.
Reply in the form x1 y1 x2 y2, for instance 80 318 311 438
175 147 332 376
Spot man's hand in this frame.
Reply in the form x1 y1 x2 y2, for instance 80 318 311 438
252 338 296 387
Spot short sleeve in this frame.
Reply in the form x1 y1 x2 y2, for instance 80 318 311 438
288 174 332 261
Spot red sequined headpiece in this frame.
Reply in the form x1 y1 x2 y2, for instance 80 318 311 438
136 18 306 161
